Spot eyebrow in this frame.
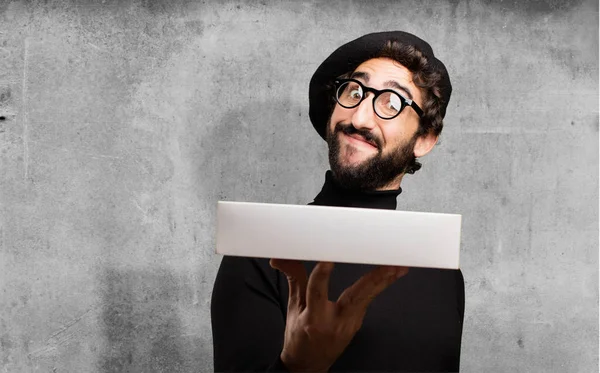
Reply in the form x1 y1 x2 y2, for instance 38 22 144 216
350 71 414 100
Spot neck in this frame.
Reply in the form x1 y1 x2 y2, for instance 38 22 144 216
375 173 405 191
310 171 402 210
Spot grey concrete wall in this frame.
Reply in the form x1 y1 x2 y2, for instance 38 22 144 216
0 0 597 371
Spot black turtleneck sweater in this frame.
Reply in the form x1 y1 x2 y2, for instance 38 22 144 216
211 171 465 372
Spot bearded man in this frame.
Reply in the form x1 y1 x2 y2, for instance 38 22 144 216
211 31 465 372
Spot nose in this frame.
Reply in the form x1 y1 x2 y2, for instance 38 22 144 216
351 93 377 131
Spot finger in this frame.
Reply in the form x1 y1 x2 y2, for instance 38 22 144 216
337 266 409 315
270 258 308 309
306 262 335 309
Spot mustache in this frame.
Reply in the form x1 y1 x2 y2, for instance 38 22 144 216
334 123 382 149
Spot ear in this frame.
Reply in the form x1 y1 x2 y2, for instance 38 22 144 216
413 131 438 158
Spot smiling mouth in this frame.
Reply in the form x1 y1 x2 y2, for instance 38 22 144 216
343 133 378 149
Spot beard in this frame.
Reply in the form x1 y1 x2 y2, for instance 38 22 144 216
326 121 418 191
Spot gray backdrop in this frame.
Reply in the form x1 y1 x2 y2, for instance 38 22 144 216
0 0 597 372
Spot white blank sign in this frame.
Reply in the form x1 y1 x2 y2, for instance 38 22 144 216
216 201 461 269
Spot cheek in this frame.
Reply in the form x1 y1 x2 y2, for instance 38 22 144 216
329 106 341 123
381 120 417 150
328 107 343 133
330 104 354 124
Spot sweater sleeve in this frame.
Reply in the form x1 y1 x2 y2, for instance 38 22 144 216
211 255 289 372
455 269 465 372
456 269 465 325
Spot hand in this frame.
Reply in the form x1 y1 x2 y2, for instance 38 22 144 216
269 259 409 373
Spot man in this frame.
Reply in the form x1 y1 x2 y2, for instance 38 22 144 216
211 31 464 372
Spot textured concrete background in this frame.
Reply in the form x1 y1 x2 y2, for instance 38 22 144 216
0 0 597 372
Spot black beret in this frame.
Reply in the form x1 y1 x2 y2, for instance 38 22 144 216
308 31 452 140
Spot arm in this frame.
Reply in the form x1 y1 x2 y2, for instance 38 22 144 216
455 269 465 372
211 255 289 372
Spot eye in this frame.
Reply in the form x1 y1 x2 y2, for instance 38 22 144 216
344 82 362 98
349 88 362 99
387 94 402 111
376 92 404 117
336 81 364 107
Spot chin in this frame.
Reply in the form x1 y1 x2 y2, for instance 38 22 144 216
340 143 377 164
337 153 367 170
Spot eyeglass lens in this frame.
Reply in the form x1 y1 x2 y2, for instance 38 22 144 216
336 81 404 119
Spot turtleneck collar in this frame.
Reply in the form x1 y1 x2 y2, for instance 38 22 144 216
309 170 401 210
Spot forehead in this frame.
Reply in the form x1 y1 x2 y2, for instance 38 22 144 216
352 58 421 102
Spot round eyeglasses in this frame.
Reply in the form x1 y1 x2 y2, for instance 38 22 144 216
334 79 423 119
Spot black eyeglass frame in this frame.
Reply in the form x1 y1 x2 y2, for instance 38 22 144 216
334 78 424 119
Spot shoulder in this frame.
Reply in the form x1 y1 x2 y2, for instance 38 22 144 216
215 256 282 291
